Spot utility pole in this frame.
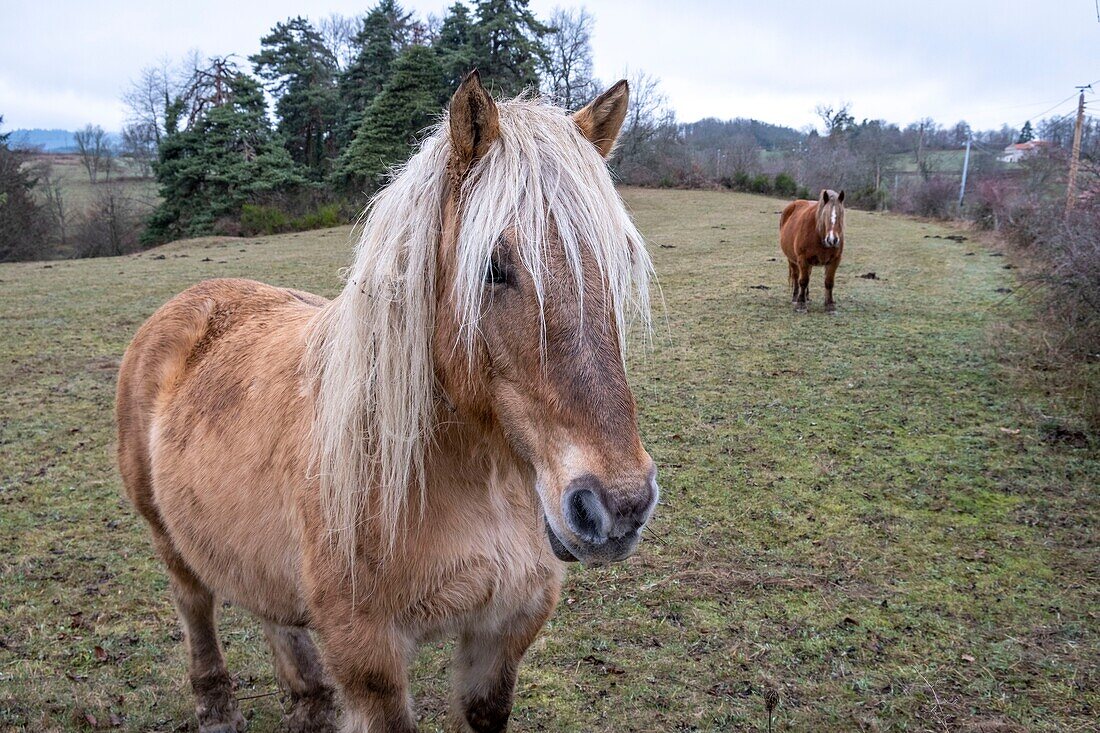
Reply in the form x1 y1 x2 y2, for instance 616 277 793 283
958 135 972 210
1065 86 1089 216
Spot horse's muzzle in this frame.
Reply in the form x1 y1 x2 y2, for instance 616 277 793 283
545 468 658 564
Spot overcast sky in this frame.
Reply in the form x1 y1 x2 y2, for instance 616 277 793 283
1 0 1097 133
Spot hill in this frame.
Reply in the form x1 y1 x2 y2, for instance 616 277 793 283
9 128 121 153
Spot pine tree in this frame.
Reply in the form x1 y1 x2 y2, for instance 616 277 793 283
147 61 304 241
251 17 341 177
468 0 550 97
0 116 50 261
1017 120 1035 144
436 3 477 92
336 45 448 190
338 1 413 143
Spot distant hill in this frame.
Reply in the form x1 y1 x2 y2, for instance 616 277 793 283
9 129 121 153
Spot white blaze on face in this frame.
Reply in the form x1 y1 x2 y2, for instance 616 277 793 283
826 206 839 246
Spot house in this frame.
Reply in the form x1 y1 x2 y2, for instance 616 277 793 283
999 140 1050 163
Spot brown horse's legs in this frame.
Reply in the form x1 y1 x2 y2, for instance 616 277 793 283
161 545 245 733
824 260 840 312
795 263 811 311
316 619 416 733
788 261 799 303
261 622 337 733
450 587 557 733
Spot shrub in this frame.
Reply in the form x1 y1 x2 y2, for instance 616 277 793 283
773 172 797 197
899 176 957 219
240 204 290 236
750 174 772 194
292 204 341 231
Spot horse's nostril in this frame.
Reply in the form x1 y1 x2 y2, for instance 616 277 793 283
565 487 609 542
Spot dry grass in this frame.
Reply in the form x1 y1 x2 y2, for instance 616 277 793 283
0 189 1096 731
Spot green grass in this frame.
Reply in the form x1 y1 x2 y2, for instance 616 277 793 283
1 189 1096 732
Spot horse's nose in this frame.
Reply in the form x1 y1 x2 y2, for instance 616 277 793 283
563 469 658 543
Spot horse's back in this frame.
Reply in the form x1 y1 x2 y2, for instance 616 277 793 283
117 278 326 623
779 199 814 260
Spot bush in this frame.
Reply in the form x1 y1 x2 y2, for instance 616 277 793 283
773 172 797 197
749 174 772 194
240 204 290 236
292 203 341 231
898 176 957 219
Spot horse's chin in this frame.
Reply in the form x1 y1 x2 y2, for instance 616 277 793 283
545 517 579 562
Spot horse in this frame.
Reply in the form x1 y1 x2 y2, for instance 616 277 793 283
779 189 846 312
116 72 659 733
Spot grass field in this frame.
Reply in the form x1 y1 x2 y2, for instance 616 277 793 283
28 154 159 210
1 189 1096 732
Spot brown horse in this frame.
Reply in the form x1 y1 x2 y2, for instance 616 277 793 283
116 73 659 733
779 189 846 312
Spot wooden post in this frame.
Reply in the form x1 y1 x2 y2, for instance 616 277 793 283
1065 89 1086 216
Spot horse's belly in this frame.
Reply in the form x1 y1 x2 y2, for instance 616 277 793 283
149 416 310 625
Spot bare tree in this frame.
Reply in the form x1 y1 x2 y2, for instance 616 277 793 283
123 59 182 150
317 13 359 70
34 161 69 248
75 184 142 257
74 124 113 183
610 70 681 185
725 133 761 176
542 7 597 110
120 122 156 178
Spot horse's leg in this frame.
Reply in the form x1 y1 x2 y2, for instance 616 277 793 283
314 614 416 732
823 259 840 313
261 621 338 733
796 262 811 312
157 537 246 733
449 587 557 732
788 261 798 303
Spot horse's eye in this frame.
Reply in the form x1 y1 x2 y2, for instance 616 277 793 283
484 257 511 286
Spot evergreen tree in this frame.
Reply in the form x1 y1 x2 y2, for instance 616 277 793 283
1017 120 1035 144
338 1 413 142
336 45 448 190
251 17 341 177
435 3 477 92
0 116 50 261
468 0 550 97
147 61 304 241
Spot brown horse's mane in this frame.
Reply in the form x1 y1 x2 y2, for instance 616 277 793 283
304 98 654 567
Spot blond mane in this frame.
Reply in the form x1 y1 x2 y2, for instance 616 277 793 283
306 97 653 566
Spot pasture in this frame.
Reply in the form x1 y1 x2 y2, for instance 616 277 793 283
0 188 1095 731
27 154 158 210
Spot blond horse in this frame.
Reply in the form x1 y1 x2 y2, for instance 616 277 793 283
116 73 658 732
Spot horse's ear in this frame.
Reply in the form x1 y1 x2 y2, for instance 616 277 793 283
573 79 629 158
838 190 845 203
449 70 500 179
821 189 830 203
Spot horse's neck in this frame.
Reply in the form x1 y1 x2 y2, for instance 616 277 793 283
424 415 532 501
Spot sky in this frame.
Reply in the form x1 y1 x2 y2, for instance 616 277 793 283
1 0 1097 133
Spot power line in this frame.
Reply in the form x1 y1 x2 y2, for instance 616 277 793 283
1024 93 1081 124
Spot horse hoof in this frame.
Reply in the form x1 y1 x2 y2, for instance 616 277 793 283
825 304 836 313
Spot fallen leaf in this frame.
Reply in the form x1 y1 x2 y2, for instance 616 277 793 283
94 645 109 662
